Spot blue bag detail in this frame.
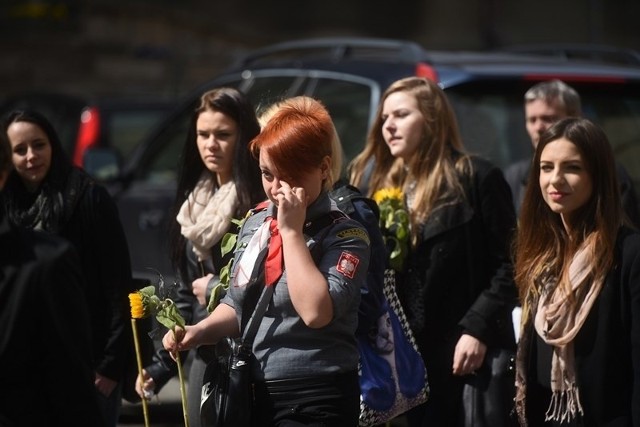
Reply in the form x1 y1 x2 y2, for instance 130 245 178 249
329 185 429 426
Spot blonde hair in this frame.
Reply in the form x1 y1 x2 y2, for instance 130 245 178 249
349 77 471 245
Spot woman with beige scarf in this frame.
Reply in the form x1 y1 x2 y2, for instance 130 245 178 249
513 117 640 426
135 87 264 426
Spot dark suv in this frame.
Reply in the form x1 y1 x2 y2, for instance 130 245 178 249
104 37 640 283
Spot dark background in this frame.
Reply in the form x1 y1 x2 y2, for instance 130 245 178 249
1 0 639 102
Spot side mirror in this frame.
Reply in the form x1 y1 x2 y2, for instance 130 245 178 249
83 147 121 181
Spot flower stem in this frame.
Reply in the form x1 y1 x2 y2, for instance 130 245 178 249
174 333 190 427
130 319 150 427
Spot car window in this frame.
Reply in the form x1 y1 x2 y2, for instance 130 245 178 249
240 75 300 112
309 77 377 168
107 107 170 159
136 106 192 185
445 81 531 170
129 75 640 206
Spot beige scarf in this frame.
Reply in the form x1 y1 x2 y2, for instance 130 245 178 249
176 173 238 262
533 245 603 423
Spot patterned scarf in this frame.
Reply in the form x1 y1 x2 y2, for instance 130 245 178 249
531 245 603 423
176 173 238 262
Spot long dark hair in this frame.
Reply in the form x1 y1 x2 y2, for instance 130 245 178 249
169 87 263 275
515 117 621 312
1 109 75 231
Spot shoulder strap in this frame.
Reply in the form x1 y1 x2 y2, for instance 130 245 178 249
329 184 380 219
240 283 274 347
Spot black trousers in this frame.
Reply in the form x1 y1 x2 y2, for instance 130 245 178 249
251 370 360 427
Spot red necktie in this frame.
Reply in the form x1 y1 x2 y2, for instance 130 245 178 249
264 217 283 287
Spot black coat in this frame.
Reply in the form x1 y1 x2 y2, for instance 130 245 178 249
56 169 135 381
398 156 518 420
0 209 105 427
3 168 135 381
518 228 640 427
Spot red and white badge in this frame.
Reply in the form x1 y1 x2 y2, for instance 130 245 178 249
336 252 360 279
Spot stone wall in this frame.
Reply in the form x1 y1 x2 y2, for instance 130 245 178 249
1 0 638 102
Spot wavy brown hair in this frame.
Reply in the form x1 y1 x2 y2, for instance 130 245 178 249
514 117 622 314
348 76 471 246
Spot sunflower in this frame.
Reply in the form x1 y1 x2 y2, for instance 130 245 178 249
373 187 403 204
372 187 409 271
128 291 146 319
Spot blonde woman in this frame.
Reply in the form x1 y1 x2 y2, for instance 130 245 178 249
349 77 518 427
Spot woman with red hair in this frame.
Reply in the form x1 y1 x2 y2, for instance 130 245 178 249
163 96 370 426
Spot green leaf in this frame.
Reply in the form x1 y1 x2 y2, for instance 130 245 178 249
139 285 156 297
155 299 185 330
207 280 229 313
220 232 237 258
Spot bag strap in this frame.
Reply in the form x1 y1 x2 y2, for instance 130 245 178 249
238 210 346 348
240 284 274 347
329 184 380 220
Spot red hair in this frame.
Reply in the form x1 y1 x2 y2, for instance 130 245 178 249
250 97 333 188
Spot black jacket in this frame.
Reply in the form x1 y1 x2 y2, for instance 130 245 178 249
56 169 135 381
4 168 135 381
398 156 518 414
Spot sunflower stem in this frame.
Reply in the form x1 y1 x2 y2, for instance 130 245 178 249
174 332 190 427
130 319 150 427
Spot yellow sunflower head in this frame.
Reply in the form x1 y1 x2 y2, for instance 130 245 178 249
128 291 148 319
128 284 182 328
373 187 403 204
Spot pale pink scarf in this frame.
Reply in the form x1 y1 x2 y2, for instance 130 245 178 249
176 173 238 262
533 245 603 423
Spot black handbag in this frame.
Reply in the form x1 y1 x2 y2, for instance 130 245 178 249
462 347 517 427
200 283 274 427
460 178 518 427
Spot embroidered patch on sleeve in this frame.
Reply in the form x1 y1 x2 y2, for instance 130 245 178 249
336 228 370 245
336 252 360 279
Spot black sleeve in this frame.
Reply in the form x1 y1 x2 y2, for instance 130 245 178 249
459 164 519 346
88 184 135 379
